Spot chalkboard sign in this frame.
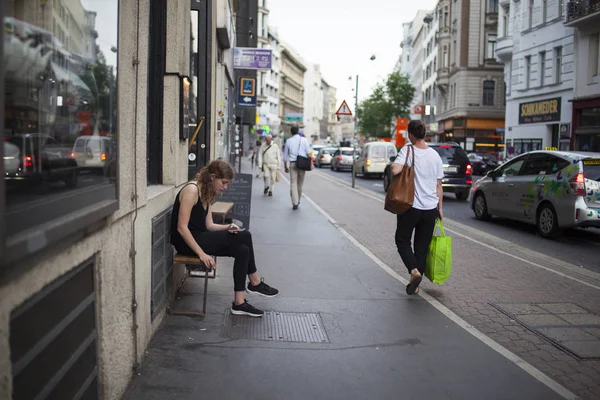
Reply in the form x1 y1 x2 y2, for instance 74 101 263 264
217 173 253 230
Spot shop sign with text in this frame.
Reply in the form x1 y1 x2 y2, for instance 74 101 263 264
519 97 561 124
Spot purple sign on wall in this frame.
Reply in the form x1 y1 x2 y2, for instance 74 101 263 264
233 47 272 70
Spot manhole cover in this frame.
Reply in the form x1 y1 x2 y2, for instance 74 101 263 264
222 311 329 343
491 302 600 360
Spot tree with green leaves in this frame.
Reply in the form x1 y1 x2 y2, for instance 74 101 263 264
358 71 415 138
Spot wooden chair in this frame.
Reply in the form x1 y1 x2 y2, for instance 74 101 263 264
167 253 216 317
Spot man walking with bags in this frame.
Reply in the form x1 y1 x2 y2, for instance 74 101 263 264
258 134 281 196
283 126 312 210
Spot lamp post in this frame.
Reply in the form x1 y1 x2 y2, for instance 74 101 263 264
350 55 376 189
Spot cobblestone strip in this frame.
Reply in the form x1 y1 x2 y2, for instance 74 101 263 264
302 171 600 400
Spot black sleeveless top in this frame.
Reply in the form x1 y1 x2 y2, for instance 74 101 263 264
170 183 209 250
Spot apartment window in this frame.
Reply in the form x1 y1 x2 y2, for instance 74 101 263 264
502 5 510 37
1 0 120 266
444 12 449 27
559 0 564 17
542 0 548 23
554 46 562 83
487 34 497 59
507 61 512 94
489 0 499 14
528 0 534 29
525 55 532 89
590 34 600 81
434 57 437 72
453 40 457 65
483 80 495 106
539 51 546 86
443 47 449 68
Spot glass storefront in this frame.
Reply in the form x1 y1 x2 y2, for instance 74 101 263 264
2 0 119 263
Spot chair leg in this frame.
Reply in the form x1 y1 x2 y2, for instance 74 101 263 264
202 268 209 315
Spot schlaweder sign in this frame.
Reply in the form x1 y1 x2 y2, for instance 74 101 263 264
519 97 561 124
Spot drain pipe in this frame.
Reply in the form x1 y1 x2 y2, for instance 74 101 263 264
129 0 142 372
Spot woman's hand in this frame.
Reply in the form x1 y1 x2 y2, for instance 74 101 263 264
228 223 240 232
197 252 216 270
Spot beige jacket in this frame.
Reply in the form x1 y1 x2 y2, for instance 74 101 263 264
258 142 281 169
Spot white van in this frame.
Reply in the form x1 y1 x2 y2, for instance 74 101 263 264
356 141 398 178
72 136 113 172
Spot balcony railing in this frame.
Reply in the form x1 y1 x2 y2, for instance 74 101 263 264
567 0 600 23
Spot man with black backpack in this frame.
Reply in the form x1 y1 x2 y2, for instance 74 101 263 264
258 134 281 197
283 126 312 210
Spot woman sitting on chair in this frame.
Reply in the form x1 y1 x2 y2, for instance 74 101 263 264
170 160 278 317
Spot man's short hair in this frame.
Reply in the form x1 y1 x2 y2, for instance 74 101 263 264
408 120 426 140
291 126 299 135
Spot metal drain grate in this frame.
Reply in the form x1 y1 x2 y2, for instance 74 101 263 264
222 311 329 343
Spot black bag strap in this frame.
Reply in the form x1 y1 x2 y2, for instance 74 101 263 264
296 137 302 157
262 144 273 158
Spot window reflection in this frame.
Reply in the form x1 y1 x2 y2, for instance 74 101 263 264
3 0 118 236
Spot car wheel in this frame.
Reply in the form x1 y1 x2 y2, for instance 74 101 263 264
473 193 492 221
383 170 390 192
64 170 78 188
537 203 559 238
455 191 469 201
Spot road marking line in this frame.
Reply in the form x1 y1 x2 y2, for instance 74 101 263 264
298 188 578 400
312 168 600 291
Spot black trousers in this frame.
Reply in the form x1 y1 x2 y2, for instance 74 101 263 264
395 207 438 275
175 230 257 291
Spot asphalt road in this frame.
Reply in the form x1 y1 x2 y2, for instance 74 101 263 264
314 165 600 273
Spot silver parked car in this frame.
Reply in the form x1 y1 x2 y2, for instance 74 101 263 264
315 147 337 168
471 150 600 237
330 147 357 172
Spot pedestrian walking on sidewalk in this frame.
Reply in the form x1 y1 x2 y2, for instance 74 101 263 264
283 125 312 210
391 120 444 295
251 139 262 178
170 160 279 317
258 134 281 197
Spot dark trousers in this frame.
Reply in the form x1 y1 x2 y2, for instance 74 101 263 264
175 230 257 291
395 207 438 275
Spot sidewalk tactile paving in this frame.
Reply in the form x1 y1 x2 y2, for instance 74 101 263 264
222 311 329 343
491 302 600 360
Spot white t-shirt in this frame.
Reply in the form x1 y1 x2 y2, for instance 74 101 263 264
394 145 444 210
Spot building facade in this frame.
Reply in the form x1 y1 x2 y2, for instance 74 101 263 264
400 10 431 120
565 1 600 152
421 12 439 134
279 44 306 137
303 64 324 141
436 0 506 156
497 0 574 157
0 0 248 398
255 1 281 137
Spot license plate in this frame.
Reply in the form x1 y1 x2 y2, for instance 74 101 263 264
444 166 458 173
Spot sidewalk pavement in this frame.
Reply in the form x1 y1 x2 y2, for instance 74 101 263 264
301 167 600 400
124 162 564 400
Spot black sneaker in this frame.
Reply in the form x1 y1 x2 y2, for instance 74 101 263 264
268 191 273 196
231 300 264 317
247 278 279 297
264 187 269 195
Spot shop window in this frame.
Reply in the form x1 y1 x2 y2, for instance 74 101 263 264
2 0 119 266
513 139 543 155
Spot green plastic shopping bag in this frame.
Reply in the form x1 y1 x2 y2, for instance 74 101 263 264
425 220 452 284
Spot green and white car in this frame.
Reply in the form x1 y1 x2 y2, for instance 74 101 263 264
471 150 600 237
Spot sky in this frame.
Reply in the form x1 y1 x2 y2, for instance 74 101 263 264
268 0 438 114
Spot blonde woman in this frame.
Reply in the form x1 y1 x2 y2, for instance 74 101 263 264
170 160 278 317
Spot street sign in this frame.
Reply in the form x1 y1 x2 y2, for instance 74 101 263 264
413 104 424 114
335 100 352 116
233 47 272 70
284 113 303 123
238 77 256 107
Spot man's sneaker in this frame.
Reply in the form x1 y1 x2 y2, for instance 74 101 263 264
231 300 264 317
247 278 279 297
264 187 269 195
